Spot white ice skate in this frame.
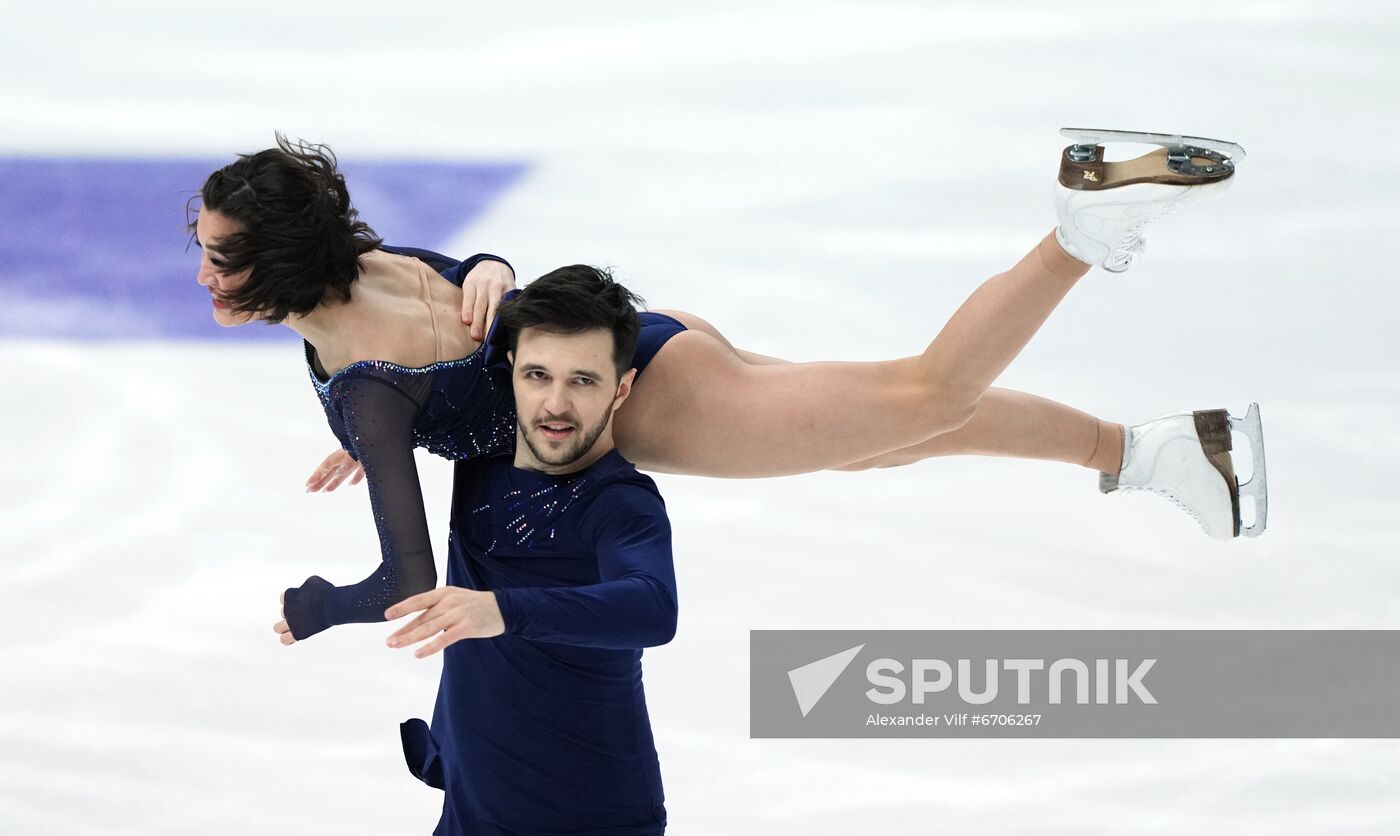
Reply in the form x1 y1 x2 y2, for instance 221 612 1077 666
1054 128 1246 273
1100 403 1268 540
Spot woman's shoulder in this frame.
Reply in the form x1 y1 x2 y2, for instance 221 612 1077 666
306 252 477 380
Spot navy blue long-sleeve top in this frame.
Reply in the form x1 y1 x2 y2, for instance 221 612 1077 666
401 447 677 835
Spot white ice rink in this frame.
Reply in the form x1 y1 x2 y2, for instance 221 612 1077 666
3 2 1399 833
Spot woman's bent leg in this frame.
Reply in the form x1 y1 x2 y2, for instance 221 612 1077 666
913 231 1089 409
616 232 1095 477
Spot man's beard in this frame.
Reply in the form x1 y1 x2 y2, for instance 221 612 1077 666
518 406 614 468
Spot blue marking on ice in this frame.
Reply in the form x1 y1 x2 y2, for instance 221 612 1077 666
0 158 527 340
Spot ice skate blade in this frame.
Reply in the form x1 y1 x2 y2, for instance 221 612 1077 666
1059 127 1246 162
1228 402 1268 537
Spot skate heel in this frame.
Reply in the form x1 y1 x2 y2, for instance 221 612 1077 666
1193 409 1241 537
1060 143 1108 190
1228 403 1269 538
1193 409 1233 455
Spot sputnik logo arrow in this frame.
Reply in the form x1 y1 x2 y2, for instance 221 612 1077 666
787 644 864 718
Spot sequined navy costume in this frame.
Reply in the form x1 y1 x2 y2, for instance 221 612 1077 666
401 448 676 835
280 246 687 640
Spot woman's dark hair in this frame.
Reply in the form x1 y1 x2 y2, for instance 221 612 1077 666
496 266 644 377
188 133 381 324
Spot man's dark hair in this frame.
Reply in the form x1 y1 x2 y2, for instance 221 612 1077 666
187 133 382 324
496 266 644 377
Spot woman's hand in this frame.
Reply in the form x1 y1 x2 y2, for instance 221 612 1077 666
305 449 364 493
384 587 506 658
461 259 516 341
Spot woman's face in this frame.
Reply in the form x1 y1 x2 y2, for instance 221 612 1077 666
194 207 257 327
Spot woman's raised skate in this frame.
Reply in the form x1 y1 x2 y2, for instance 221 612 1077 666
1054 127 1246 273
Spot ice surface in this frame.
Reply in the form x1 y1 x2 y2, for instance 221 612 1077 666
2 2 1398 833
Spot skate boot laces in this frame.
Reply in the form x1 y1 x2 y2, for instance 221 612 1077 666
1106 230 1148 271
1116 483 1208 532
1106 189 1192 270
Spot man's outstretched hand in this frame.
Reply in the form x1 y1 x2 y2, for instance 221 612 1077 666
385 588 506 659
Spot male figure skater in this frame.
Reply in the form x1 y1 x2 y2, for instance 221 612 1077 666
385 267 678 835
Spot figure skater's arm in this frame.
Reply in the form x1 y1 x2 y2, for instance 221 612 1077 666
305 448 364 493
280 374 437 641
459 255 516 341
456 252 513 276
384 487 678 655
494 489 677 649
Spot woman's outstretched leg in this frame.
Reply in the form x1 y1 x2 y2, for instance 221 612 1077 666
830 388 1124 473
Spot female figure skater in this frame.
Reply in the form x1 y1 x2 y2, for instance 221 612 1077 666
189 133 1266 644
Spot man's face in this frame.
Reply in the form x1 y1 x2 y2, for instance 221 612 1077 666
510 326 634 474
193 206 258 327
